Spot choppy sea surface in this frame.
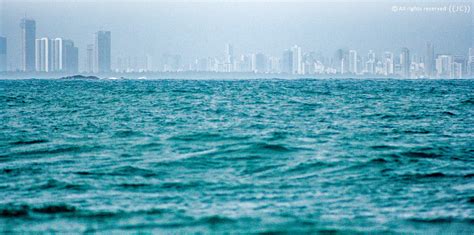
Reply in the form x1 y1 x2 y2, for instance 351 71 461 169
0 79 473 233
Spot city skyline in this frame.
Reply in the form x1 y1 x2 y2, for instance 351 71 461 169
2 16 473 78
1 1 472 72
0 1 472 78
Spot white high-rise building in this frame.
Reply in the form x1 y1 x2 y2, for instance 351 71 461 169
251 53 266 73
35 37 51 72
86 44 94 73
400 48 410 78
51 38 63 72
383 52 394 76
368 50 375 61
349 50 357 74
451 62 462 78
468 48 474 76
291 45 302 74
268 56 280 73
366 50 376 74
224 43 234 72
0 37 6 72
425 42 435 77
435 55 452 77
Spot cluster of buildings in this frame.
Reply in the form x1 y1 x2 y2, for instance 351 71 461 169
182 44 474 78
0 18 111 74
0 18 473 78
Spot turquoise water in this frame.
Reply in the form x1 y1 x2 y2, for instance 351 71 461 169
0 79 473 233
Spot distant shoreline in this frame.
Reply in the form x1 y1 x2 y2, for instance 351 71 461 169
0 71 472 80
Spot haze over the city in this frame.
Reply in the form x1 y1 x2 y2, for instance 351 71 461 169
1 0 472 72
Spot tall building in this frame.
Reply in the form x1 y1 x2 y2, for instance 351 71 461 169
400 47 410 78
268 56 280 73
20 18 36 72
425 42 435 77
224 43 234 72
366 50 375 74
94 31 111 73
468 48 474 76
334 49 349 74
251 53 266 73
349 50 357 74
63 40 79 73
436 55 452 77
291 45 302 74
238 55 252 72
86 44 94 73
0 37 6 72
162 53 181 72
383 52 394 76
451 62 462 78
35 38 52 72
51 38 63 72
281 49 293 74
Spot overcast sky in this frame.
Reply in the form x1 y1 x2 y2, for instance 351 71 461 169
1 0 472 70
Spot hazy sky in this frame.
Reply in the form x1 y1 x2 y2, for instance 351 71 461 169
1 0 472 70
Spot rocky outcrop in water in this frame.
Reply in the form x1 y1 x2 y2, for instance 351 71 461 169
60 75 100 80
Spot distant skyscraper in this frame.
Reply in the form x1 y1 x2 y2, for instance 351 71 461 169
451 62 462 78
366 50 375 74
383 52 394 75
349 50 357 74
436 55 452 77
162 54 182 72
0 37 6 72
291 45 302 74
468 48 474 76
251 53 266 73
281 49 293 74
20 18 36 72
51 38 63 72
224 43 234 72
238 55 252 72
334 49 349 74
268 56 280 73
368 50 375 61
400 47 410 78
94 31 111 73
63 40 79 73
35 38 52 72
425 42 435 77
86 44 94 73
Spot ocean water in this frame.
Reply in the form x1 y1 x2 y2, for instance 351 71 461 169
0 78 473 233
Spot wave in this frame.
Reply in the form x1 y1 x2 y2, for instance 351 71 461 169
74 166 157 178
32 179 87 191
12 145 84 156
168 132 222 141
460 98 474 105
370 145 398 150
409 217 474 224
112 130 146 138
0 204 76 218
118 183 151 188
198 215 236 225
108 166 157 177
0 205 29 217
10 139 48 145
400 148 446 158
32 204 76 214
396 172 474 180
